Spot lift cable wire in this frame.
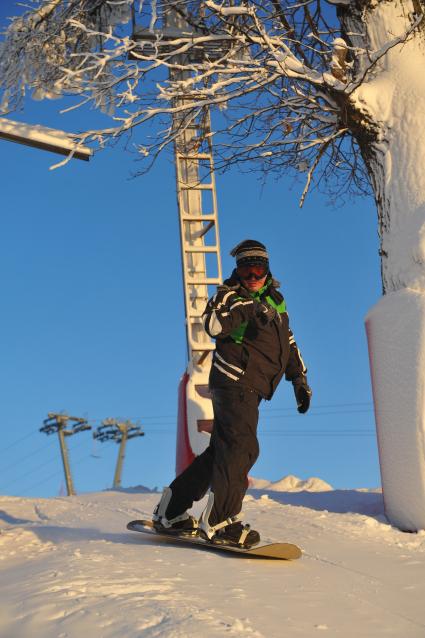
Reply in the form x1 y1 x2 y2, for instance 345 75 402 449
1 438 57 474
1 429 39 453
18 451 94 497
142 429 376 437
0 437 90 492
86 402 374 425
0 401 376 485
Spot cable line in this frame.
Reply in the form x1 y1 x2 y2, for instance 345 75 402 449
18 470 64 496
262 401 373 412
1 429 39 454
88 409 374 429
261 409 374 420
140 428 376 437
0 456 59 492
1 439 57 474
0 437 89 492
86 402 375 424
17 452 93 497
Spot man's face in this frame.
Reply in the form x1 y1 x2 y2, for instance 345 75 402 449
237 263 268 292
242 274 267 292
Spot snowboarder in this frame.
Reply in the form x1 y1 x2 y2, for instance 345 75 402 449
153 239 311 548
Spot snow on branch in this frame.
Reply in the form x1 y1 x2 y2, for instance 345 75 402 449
0 0 376 201
205 1 255 17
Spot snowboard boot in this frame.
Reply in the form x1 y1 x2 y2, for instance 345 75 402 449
212 521 260 549
152 487 198 536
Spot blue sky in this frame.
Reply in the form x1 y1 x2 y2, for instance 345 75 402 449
0 1 382 497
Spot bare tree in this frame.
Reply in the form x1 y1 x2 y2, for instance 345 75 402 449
2 0 425 530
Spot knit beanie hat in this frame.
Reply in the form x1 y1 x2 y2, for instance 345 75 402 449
230 239 269 269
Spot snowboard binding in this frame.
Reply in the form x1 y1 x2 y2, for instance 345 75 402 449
198 492 260 549
152 487 199 536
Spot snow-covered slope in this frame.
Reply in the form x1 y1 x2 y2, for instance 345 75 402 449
1 485 425 637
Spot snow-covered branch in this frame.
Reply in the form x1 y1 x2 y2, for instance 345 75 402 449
205 1 255 17
0 0 393 201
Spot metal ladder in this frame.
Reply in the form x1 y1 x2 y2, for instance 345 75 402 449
154 6 223 372
174 107 222 369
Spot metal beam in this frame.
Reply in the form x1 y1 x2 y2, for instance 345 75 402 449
0 117 92 161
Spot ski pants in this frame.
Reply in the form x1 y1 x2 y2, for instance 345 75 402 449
166 383 261 526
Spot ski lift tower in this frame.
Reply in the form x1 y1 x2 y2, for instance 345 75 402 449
133 7 224 475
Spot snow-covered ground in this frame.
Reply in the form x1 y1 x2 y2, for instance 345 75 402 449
1 478 425 638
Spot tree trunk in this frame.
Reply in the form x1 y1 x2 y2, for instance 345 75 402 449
340 0 425 530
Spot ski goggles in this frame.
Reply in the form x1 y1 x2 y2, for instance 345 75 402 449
236 264 268 280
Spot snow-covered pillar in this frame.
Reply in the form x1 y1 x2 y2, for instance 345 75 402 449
341 0 425 530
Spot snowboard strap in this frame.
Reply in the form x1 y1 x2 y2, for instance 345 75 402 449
238 524 251 545
199 492 243 540
152 487 193 528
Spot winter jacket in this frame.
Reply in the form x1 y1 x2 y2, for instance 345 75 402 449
202 271 307 400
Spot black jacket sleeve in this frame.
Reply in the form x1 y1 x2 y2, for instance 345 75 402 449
285 324 308 383
202 285 259 339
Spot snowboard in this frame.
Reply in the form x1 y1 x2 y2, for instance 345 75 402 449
127 519 302 560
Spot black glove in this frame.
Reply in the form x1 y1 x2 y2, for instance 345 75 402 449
256 302 277 325
293 378 312 414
